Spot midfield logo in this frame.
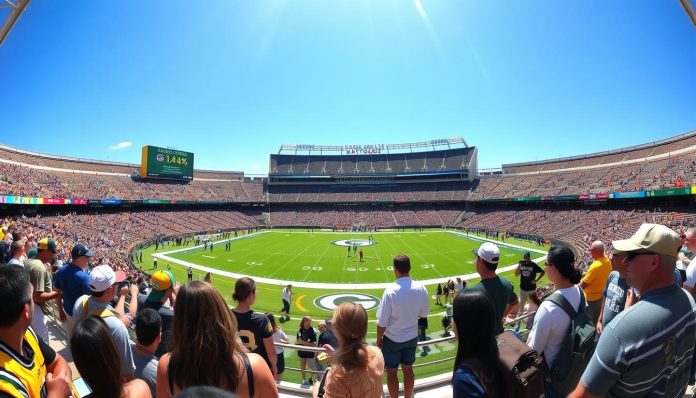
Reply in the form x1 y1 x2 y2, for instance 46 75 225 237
330 239 377 247
314 293 381 311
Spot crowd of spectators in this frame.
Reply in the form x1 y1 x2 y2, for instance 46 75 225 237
269 204 462 227
0 161 264 202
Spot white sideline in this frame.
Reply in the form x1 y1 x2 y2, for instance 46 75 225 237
152 230 547 289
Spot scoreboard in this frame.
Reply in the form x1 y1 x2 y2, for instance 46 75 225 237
140 145 194 180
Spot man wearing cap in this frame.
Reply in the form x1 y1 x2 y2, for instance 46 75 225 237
137 270 176 358
72 264 136 379
571 224 696 398
25 238 63 343
469 242 519 334
54 242 95 333
579 241 612 325
515 251 545 320
376 254 430 398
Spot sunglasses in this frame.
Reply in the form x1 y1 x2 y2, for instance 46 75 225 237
625 252 656 262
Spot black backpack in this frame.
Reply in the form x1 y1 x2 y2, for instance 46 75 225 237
544 286 597 396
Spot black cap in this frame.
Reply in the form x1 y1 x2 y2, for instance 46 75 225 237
71 243 95 258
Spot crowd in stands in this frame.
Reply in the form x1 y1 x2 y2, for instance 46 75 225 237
0 162 264 202
269 204 462 227
501 131 696 174
473 151 696 200
0 209 260 283
267 182 472 203
459 207 696 266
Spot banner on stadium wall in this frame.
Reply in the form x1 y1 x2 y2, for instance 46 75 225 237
102 199 122 205
43 198 65 205
646 188 691 197
613 191 646 199
691 186 696 195
88 199 102 205
554 195 579 201
143 199 171 204
579 193 609 200
514 196 542 202
3 196 42 205
72 199 89 205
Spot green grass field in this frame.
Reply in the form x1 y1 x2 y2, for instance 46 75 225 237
139 229 550 384
163 230 538 283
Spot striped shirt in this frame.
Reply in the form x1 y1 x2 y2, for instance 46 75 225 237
581 284 696 397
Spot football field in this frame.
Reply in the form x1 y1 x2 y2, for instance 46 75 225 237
156 229 539 285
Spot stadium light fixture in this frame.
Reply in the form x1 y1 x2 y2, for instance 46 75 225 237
0 0 31 47
681 0 696 28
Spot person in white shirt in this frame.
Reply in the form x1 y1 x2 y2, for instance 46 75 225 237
376 254 430 398
280 284 293 321
681 227 696 295
527 244 584 397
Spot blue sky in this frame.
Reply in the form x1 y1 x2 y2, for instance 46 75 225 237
1 1 695 174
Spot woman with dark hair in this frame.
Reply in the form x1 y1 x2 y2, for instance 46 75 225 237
451 289 501 397
313 302 384 398
156 281 278 398
232 277 277 376
296 316 318 385
71 316 151 398
527 244 584 397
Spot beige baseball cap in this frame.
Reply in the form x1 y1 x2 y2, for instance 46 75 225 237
612 224 680 258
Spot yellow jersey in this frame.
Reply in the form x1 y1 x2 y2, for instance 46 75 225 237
0 327 48 398
581 256 612 302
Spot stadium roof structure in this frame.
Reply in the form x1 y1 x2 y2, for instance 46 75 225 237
681 0 696 27
278 137 468 155
0 0 30 47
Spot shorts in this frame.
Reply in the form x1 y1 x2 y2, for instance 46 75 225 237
276 352 285 374
381 336 418 369
281 299 290 313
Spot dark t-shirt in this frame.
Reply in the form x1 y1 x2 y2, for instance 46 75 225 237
296 327 317 358
469 276 517 334
317 329 339 350
601 271 630 327
518 260 544 291
137 294 174 358
233 310 274 369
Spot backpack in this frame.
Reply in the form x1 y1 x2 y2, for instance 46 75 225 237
544 286 597 396
459 331 545 398
496 331 546 398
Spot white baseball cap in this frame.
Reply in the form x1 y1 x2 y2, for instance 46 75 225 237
89 265 126 292
472 242 500 265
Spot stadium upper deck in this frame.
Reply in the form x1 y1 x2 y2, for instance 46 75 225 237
269 138 477 184
501 130 696 175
